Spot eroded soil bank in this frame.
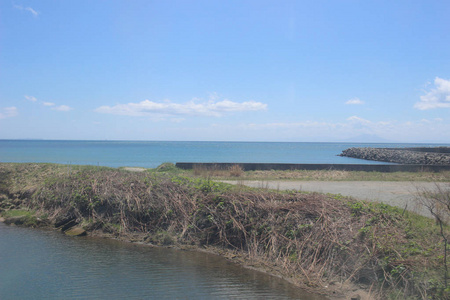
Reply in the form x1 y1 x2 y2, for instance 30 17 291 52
1 163 449 299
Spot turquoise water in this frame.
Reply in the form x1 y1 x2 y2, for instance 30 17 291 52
0 223 325 300
1 140 448 168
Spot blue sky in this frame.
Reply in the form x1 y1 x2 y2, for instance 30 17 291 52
1 0 449 142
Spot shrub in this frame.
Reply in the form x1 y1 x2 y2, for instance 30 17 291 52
229 164 244 177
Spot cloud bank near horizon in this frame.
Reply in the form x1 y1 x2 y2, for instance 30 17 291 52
0 107 18 119
95 98 267 117
234 115 448 142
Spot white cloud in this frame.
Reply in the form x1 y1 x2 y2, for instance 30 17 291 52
415 77 450 110
0 107 18 119
346 115 371 124
246 121 337 130
170 118 185 123
51 105 73 112
243 116 380 133
229 116 449 142
95 98 267 117
27 99 70 111
345 97 364 105
24 96 71 111
14 4 39 16
25 95 37 102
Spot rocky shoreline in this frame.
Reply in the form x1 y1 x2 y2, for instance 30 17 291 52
339 147 450 165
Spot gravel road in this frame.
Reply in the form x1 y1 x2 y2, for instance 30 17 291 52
221 180 450 217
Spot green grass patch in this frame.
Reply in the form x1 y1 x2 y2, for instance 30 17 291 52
1 209 34 218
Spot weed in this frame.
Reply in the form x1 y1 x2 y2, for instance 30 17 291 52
2 162 450 299
416 183 450 292
155 162 178 173
2 209 33 218
349 201 365 216
228 164 244 177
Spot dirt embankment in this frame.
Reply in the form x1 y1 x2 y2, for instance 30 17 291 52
1 163 449 299
340 147 450 165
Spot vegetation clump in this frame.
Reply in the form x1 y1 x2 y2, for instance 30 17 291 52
188 166 450 182
0 162 449 299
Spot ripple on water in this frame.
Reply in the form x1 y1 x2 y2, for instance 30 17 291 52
0 223 326 299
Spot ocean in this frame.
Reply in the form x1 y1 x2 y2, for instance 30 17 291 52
1 140 449 168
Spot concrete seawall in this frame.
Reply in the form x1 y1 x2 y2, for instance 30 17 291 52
175 162 450 172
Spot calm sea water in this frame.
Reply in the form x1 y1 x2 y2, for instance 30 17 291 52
0 223 325 300
1 140 449 168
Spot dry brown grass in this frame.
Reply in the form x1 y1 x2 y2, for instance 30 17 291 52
228 164 244 177
1 162 449 299
194 168 450 182
193 164 245 178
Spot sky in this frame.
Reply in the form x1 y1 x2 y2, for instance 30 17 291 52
1 0 450 143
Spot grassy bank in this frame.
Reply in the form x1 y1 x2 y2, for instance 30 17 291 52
1 163 449 299
187 164 450 182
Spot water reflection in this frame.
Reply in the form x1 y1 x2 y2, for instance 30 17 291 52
0 223 327 299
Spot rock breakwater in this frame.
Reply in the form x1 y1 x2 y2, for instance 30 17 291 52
339 147 450 165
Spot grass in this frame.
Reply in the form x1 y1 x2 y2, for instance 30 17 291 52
1 209 34 218
192 168 450 182
5 162 446 183
1 162 450 298
166 164 450 182
1 208 43 227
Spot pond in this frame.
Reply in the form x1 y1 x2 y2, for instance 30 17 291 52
0 223 327 299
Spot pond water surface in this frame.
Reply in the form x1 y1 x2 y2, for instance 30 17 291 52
0 223 327 299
